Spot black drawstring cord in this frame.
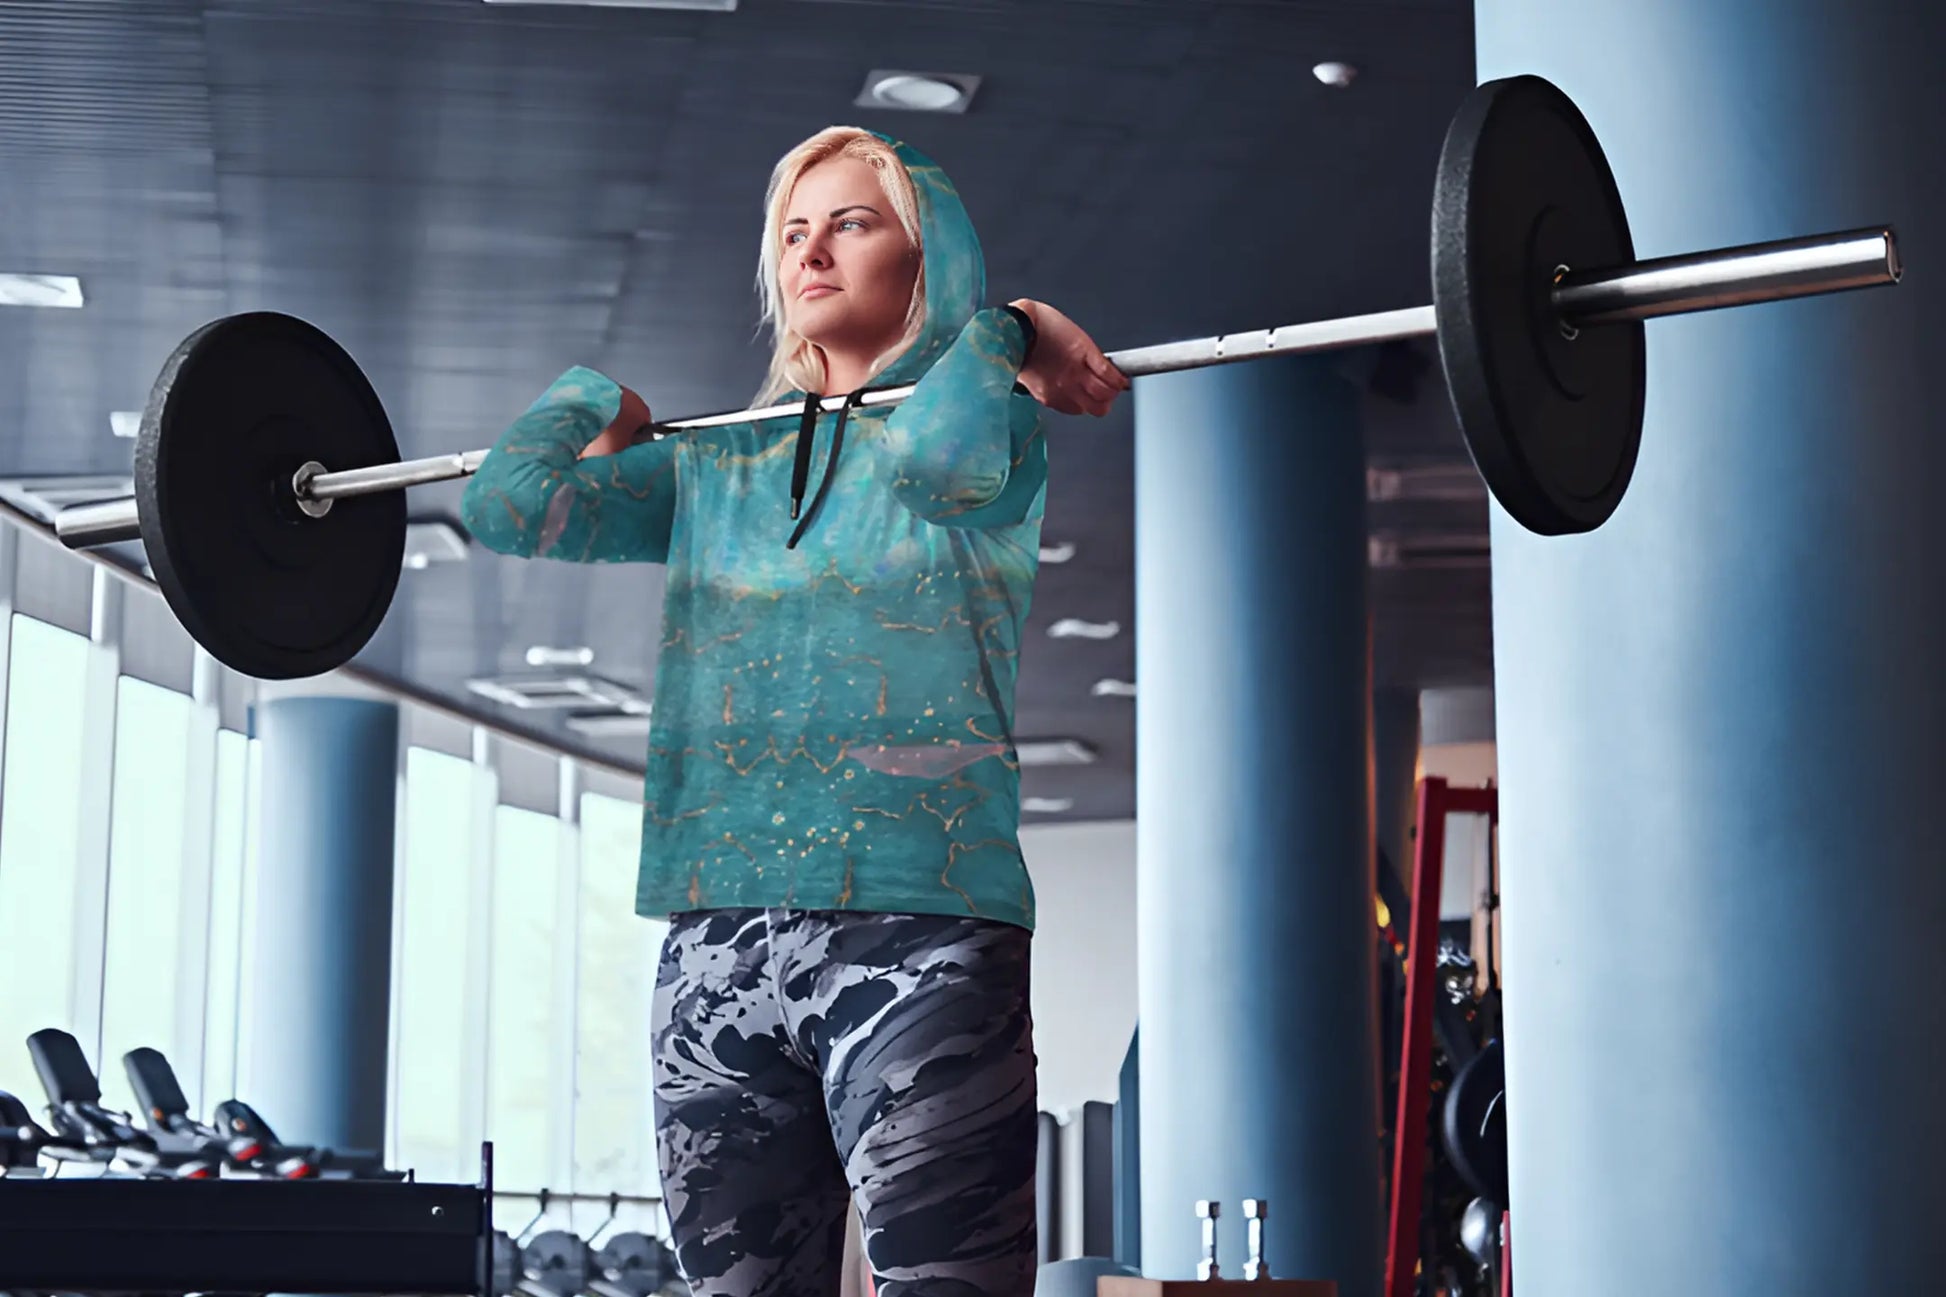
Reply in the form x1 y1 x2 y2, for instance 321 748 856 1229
788 390 820 522
787 388 866 550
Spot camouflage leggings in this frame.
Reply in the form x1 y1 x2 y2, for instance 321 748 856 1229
650 908 1039 1297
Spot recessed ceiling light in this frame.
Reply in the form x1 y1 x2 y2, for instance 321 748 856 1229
527 645 596 668
482 1 736 9
1048 618 1120 641
0 273 84 309
110 411 142 439
1039 541 1076 564
1091 679 1137 699
1016 738 1098 768
858 69 980 114
1313 61 1358 89
872 76 962 111
1022 797 1074 815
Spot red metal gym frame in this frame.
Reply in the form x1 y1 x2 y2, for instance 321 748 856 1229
1383 776 1500 1297
1501 1209 1513 1297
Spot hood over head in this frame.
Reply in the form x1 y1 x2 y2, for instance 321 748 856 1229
780 130 994 546
870 130 986 388
785 129 987 397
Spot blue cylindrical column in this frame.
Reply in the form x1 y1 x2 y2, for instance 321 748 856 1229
1476 4 1946 1291
1113 1029 1141 1270
1135 354 1380 1294
242 697 400 1155
1372 688 1421 884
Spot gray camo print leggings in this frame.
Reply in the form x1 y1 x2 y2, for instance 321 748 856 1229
650 908 1039 1297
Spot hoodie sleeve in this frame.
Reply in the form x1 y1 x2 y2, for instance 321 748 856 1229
459 366 680 564
877 306 1047 528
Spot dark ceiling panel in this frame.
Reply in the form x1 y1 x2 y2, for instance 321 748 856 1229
0 0 223 473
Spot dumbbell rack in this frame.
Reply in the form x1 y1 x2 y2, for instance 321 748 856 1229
0 1141 498 1296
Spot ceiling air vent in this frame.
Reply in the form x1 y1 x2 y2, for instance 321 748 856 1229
564 710 655 738
466 674 651 712
0 475 135 525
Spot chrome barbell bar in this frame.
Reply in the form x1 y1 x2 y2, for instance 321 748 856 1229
52 225 1899 551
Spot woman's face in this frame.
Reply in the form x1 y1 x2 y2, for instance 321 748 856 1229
781 156 919 359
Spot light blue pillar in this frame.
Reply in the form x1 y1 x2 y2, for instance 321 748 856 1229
1476 3 1946 1291
1113 1029 1140 1270
241 696 400 1156
1135 354 1380 1294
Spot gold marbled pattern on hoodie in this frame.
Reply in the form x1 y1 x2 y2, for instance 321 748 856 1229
461 133 1046 931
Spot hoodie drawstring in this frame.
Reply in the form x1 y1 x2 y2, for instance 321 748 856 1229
786 388 867 550
788 390 820 523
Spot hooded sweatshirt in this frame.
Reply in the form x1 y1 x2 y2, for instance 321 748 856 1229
459 133 1045 932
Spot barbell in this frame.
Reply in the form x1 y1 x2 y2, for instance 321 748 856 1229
51 75 1903 682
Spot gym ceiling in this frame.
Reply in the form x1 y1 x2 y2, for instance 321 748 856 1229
0 0 1487 821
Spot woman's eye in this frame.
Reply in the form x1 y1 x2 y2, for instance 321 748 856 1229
838 218 864 232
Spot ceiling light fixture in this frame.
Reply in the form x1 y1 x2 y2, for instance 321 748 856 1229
527 645 596 668
1313 61 1358 89
1039 541 1076 564
1016 738 1098 768
465 674 650 712
481 1 736 10
1091 679 1137 699
1048 618 1121 641
1022 797 1075 815
565 710 656 738
0 273 84 309
110 412 142 439
858 69 980 114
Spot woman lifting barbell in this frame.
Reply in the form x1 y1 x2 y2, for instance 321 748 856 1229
459 126 1128 1297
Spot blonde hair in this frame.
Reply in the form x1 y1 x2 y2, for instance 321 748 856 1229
754 127 927 403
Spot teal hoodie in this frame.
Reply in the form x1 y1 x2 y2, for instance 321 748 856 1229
459 133 1046 931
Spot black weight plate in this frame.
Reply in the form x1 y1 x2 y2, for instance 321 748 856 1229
594 1232 665 1297
136 312 405 680
522 1230 591 1297
1442 1037 1508 1205
1432 75 1646 535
